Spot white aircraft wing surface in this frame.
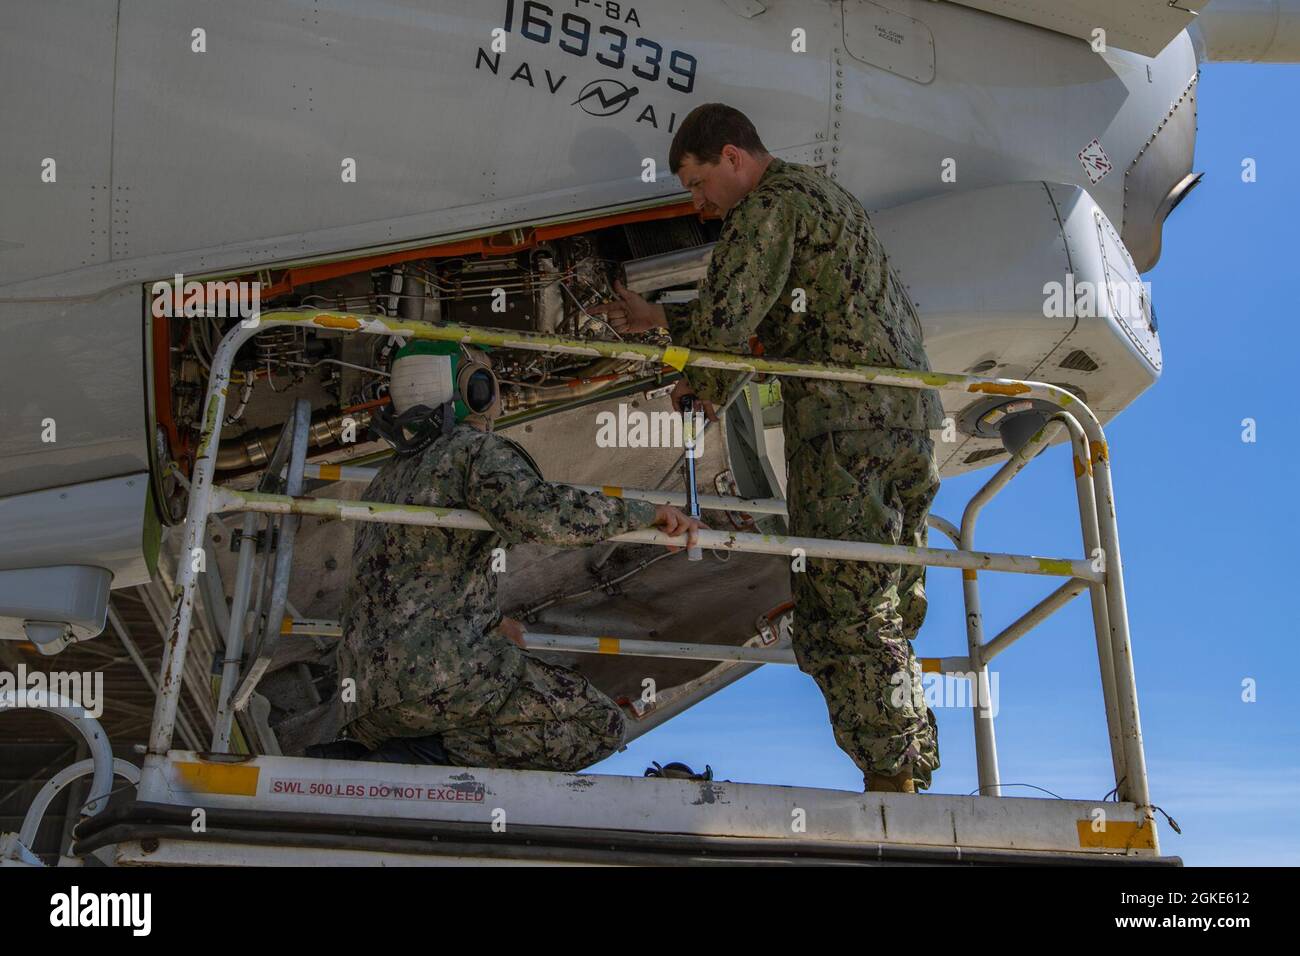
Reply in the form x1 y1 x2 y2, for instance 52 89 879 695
944 0 1209 56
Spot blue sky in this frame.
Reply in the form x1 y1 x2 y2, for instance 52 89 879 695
593 62 1300 866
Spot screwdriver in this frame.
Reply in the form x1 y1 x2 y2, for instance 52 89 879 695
680 395 703 561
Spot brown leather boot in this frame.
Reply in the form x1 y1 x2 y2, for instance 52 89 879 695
865 765 917 794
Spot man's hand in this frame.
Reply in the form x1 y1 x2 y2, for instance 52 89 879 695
653 505 706 553
498 617 526 648
671 379 718 421
590 280 668 334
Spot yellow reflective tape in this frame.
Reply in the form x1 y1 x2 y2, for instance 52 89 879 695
602 485 623 498
281 616 294 634
1090 440 1109 464
318 463 342 481
962 569 977 581
1037 558 1074 576
174 761 260 796
662 346 690 371
1076 820 1157 850
597 636 620 655
920 658 941 673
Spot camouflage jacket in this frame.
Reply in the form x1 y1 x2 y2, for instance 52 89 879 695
663 158 944 444
339 425 659 728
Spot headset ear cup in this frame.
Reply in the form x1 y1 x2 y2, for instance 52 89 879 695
470 369 501 411
456 361 501 424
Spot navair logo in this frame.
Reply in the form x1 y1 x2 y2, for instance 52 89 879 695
572 78 640 116
50 886 151 936
475 0 690 133
0 665 103 719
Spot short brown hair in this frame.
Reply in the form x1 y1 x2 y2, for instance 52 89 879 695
668 103 769 173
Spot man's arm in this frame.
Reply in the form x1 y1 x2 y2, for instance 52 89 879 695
465 436 697 548
663 195 800 404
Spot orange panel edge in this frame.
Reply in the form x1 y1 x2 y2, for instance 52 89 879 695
258 201 700 300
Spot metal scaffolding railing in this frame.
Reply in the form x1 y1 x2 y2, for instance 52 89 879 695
146 309 1155 850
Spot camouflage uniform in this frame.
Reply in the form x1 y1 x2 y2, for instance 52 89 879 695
338 425 659 771
663 158 945 789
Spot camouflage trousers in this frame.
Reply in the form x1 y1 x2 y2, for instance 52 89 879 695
343 655 626 772
786 427 942 790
